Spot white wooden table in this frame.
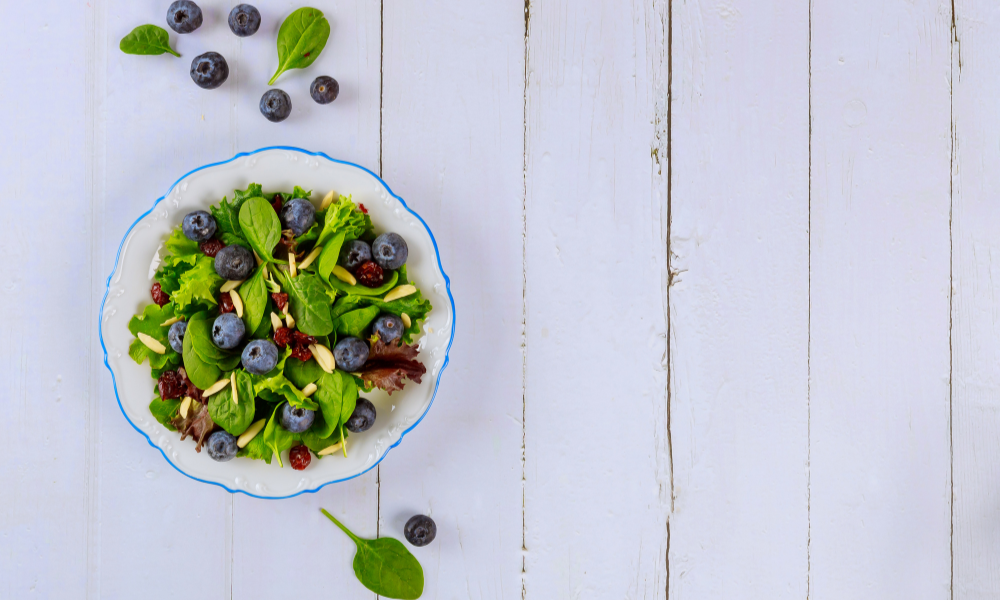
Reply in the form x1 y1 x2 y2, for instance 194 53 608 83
2 0 997 597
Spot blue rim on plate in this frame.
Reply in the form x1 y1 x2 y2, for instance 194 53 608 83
99 146 456 499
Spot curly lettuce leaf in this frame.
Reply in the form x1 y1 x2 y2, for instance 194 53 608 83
171 255 223 313
316 195 372 248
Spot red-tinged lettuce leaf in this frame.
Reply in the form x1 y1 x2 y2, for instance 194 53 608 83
170 403 216 452
357 340 427 395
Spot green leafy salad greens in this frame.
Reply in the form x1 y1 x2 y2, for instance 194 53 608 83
127 183 433 466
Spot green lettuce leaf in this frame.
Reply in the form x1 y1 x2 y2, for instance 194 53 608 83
182 311 223 389
332 288 431 344
285 357 325 388
239 265 269 334
207 370 256 436
316 195 372 248
239 197 282 262
262 404 302 467
237 428 272 463
171 255 223 313
335 306 380 338
275 270 334 336
127 303 180 368
149 396 181 430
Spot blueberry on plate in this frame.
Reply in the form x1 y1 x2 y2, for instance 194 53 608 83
190 52 229 90
372 314 404 344
212 313 245 349
280 198 316 236
182 210 217 241
404 515 437 547
167 0 203 34
228 4 261 37
371 232 408 270
167 321 187 353
279 402 315 433
310 76 340 104
260 89 292 122
242 339 279 375
333 337 369 372
339 240 372 271
206 431 238 461
345 398 376 433
213 244 255 280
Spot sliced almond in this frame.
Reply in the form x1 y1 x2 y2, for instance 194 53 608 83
401 313 411 328
288 252 297 277
237 419 267 448
230 372 238 405
332 265 357 286
137 333 166 354
383 284 417 303
160 316 182 327
285 312 296 329
253 250 263 266
320 190 337 210
229 289 244 318
301 382 318 397
220 279 244 293
299 246 322 271
202 377 231 397
317 442 343 456
179 396 192 419
310 344 335 373
270 312 284 332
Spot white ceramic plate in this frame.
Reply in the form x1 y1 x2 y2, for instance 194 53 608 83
100 147 455 499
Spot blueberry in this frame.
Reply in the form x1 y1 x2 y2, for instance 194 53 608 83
213 244 255 280
182 210 217 241
279 402 315 433
212 313 245 349
345 398 376 433
310 76 340 104
280 198 316 236
372 314 404 344
228 4 261 37
403 515 437 547
371 233 409 270
168 321 187 353
242 339 279 375
190 52 229 90
167 0 203 34
333 337 369 372
339 240 372 271
206 430 238 461
260 89 292 122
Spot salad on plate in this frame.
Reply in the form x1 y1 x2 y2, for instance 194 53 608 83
127 183 432 470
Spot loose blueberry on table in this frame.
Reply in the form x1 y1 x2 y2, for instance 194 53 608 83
404 515 437 547
260 89 292 122
190 52 229 90
228 4 261 37
310 76 340 104
167 0 202 34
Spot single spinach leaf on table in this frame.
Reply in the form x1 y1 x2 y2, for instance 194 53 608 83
120 24 180 57
238 197 282 262
335 306 380 338
321 509 424 600
207 371 256 436
268 8 331 85
276 271 334 336
239 265 269 334
182 312 222 389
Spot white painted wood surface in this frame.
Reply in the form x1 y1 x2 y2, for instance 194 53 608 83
4 0 1000 598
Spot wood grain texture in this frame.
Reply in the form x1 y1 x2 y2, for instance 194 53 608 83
669 0 810 596
810 0 953 597
522 0 670 597
377 1 525 598
952 2 1000 597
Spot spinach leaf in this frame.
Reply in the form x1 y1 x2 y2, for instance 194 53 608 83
127 302 178 368
182 312 222 389
332 289 431 344
240 265 269 334
301 426 344 453
171 255 223 314
316 232 346 282
268 8 331 85
238 197 282 262
149 397 180 430
120 24 180 57
335 306 380 338
276 271 334 336
309 371 357 438
327 270 398 297
186 311 241 370
237 427 272 463
262 405 301 467
211 184 263 244
321 510 424 600
207 371 256 436
285 357 324 388
252 298 276 339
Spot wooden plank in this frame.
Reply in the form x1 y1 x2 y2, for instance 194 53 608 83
0 1 92 597
93 2 238 597
522 0 670 596
229 2 382 598
809 0 953 596
952 2 1000 597
376 0 526 598
668 0 810 596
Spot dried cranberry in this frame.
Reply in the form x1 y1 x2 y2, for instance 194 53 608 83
271 292 289 311
199 238 225 257
355 261 384 288
291 344 313 362
271 193 283 213
291 331 316 347
274 327 292 347
358 203 368 214
150 282 170 306
158 370 186 400
289 445 311 470
218 293 236 314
